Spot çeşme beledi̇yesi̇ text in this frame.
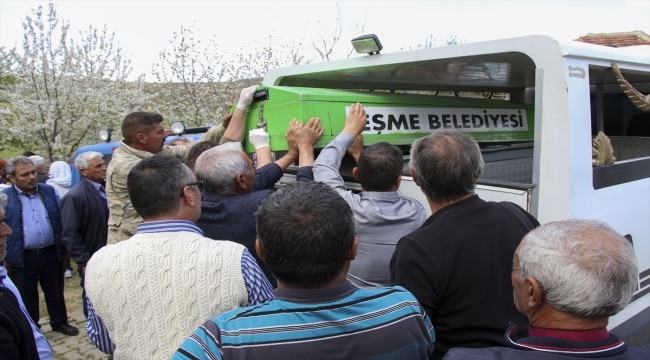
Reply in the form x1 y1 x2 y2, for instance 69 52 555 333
348 106 529 134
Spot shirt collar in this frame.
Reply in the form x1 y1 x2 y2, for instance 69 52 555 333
360 191 402 200
504 322 626 356
529 327 610 342
84 178 103 191
14 184 39 196
136 220 204 236
119 140 156 159
273 281 355 304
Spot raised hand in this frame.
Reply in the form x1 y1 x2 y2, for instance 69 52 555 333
221 104 234 128
342 102 368 137
285 119 303 157
296 117 324 147
236 85 257 111
347 134 365 163
249 128 270 150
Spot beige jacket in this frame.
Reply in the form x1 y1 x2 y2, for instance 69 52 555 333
106 123 226 244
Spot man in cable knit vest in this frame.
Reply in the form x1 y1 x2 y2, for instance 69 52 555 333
84 154 274 360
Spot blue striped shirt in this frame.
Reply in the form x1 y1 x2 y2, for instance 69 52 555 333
173 282 435 360
86 220 275 354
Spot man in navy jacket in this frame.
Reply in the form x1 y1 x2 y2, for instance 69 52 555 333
195 119 323 287
1 156 77 335
60 151 108 318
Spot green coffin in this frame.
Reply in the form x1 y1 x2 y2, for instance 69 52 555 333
241 86 534 152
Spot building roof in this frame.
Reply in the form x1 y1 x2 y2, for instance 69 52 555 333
576 31 650 48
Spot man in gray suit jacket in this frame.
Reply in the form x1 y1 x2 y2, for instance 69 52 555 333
60 151 108 317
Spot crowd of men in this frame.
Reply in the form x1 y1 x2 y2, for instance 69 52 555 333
0 85 648 360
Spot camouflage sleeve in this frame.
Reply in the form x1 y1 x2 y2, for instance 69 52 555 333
106 157 142 242
163 122 228 159
201 122 227 143
106 159 134 225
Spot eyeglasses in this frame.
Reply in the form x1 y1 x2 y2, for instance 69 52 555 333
181 181 203 197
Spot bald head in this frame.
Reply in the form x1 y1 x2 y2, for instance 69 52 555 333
410 129 484 203
194 142 250 194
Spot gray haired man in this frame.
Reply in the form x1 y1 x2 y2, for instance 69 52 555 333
0 191 55 359
444 219 650 359
1 156 78 336
390 129 539 360
195 118 323 287
28 155 48 184
59 151 108 317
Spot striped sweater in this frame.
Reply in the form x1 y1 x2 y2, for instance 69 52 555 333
173 282 435 360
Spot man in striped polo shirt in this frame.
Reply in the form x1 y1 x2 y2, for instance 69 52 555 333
173 181 435 360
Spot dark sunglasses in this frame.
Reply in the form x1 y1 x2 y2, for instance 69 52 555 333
181 181 203 197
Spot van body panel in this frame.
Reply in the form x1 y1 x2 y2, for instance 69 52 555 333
263 35 650 343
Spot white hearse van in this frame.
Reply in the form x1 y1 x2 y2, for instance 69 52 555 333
259 35 650 344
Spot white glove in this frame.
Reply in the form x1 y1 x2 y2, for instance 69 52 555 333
249 128 270 150
236 85 257 111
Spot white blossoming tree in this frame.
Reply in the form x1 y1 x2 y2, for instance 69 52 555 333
229 34 310 87
153 25 310 128
0 3 148 161
151 25 231 128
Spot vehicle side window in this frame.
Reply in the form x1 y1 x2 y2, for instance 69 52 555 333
589 65 650 189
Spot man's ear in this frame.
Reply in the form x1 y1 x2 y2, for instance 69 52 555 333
255 239 265 261
181 185 197 207
352 167 359 180
394 175 402 190
236 173 246 189
526 276 544 310
78 168 87 178
409 167 419 186
348 236 358 261
136 132 147 144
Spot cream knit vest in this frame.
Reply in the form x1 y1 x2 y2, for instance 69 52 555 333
85 232 248 360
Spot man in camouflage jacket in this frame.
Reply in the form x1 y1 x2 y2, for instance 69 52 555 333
106 86 256 244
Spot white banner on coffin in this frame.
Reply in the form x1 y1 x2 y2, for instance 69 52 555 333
344 106 529 134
